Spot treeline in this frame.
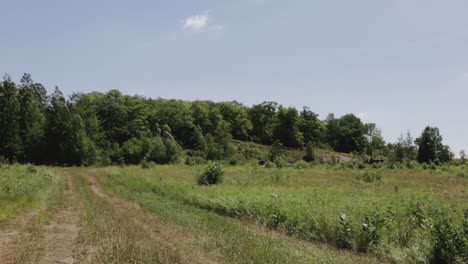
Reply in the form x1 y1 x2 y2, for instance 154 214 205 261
0 74 455 165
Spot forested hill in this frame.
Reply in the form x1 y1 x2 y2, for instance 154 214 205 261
0 74 455 166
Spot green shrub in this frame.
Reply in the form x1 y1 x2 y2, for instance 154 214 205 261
264 161 276 168
197 162 224 185
140 160 156 169
27 164 38 173
357 172 383 183
432 212 468 264
303 142 315 162
294 160 309 169
185 156 206 166
273 157 287 168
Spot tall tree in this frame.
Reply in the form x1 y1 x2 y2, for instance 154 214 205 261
0 75 22 161
365 123 386 159
44 87 96 165
17 74 47 163
249 102 278 144
299 107 325 147
415 126 453 163
274 106 303 148
327 114 367 153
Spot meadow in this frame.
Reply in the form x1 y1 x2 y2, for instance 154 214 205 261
91 163 467 263
0 163 466 263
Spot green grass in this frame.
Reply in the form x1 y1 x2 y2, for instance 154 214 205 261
90 164 467 263
0 164 63 223
80 167 380 264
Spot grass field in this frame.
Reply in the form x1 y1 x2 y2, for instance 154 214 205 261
0 163 467 263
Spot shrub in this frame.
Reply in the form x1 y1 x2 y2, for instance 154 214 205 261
140 160 156 169
432 212 468 264
303 142 315 162
358 172 383 183
294 160 309 169
264 161 276 168
273 157 287 168
185 156 206 166
197 162 224 185
269 140 284 161
27 164 38 173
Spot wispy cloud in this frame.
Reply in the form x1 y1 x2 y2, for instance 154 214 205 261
357 112 368 119
182 12 223 32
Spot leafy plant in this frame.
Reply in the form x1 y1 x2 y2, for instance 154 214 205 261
197 162 224 185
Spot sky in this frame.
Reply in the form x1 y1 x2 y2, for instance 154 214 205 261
1 0 467 155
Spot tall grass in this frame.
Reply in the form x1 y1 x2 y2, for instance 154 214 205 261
94 165 467 263
0 164 63 223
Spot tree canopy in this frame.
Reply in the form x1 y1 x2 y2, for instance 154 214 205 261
0 73 456 165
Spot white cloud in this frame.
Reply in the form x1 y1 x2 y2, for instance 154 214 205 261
182 13 223 32
356 112 368 119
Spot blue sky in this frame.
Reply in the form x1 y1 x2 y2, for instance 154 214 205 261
1 0 467 154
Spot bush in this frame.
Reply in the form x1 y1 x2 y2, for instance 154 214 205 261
273 156 287 168
432 212 468 264
264 161 276 168
358 172 383 183
294 160 309 169
303 142 315 162
140 160 156 169
26 164 38 173
185 156 206 166
197 162 224 185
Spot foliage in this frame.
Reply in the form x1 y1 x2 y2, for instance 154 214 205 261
96 165 468 263
415 127 453 163
0 73 459 168
294 160 309 169
197 162 224 185
269 140 284 161
303 142 315 162
326 114 367 153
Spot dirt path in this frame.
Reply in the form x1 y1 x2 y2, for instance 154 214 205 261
82 173 220 264
0 211 39 263
35 173 80 264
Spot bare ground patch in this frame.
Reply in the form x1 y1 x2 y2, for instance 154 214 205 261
34 173 81 264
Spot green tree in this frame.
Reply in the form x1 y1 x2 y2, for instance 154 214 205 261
249 102 278 144
274 106 303 148
0 75 22 161
44 87 96 165
415 126 453 163
17 74 47 163
365 123 386 159
299 107 326 147
327 114 367 153
218 101 252 140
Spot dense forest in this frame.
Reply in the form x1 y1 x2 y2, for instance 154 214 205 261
0 74 456 166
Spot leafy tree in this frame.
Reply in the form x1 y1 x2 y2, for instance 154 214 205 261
249 102 278 144
415 126 453 163
218 101 252 140
17 74 47 163
299 107 326 147
0 75 22 161
44 87 96 165
365 123 386 159
327 114 367 153
274 106 303 148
